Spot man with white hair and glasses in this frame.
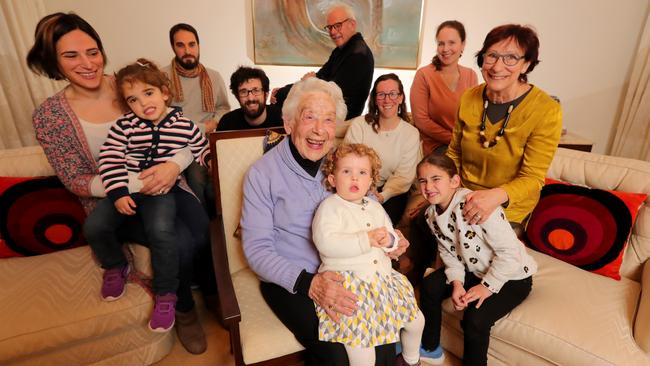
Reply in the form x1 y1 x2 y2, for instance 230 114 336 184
272 3 374 121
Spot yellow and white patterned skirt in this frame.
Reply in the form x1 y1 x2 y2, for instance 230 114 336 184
316 270 418 347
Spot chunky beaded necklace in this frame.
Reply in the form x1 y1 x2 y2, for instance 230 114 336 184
478 99 514 149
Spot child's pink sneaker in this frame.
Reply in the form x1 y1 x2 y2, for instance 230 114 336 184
148 293 177 332
101 265 129 301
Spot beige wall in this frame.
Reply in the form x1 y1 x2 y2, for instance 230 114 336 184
44 0 649 154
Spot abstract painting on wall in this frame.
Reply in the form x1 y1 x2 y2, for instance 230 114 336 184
253 0 424 69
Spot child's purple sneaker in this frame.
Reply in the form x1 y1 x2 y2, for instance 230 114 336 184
148 293 177 332
101 265 129 301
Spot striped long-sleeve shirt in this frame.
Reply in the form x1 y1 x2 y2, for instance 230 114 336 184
99 107 210 202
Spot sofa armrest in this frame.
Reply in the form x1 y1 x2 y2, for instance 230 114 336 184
210 217 241 328
635 260 650 353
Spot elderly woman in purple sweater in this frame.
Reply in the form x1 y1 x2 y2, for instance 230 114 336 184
241 78 409 366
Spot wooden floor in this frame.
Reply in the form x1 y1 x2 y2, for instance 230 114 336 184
154 293 461 366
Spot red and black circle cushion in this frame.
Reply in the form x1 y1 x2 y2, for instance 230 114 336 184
0 176 86 257
525 179 646 280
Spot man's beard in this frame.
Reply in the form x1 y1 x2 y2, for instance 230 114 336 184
176 55 199 70
243 100 266 119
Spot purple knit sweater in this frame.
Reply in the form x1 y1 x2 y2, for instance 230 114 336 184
241 138 331 293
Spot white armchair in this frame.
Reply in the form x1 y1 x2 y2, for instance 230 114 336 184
208 129 304 366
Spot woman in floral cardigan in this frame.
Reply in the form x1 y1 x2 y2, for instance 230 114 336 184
26 12 211 355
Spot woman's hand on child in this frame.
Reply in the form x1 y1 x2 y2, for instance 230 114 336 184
451 281 467 310
463 188 508 225
115 196 136 215
462 284 493 309
309 271 358 323
139 161 181 195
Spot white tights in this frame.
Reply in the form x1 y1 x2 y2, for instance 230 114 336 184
344 310 425 366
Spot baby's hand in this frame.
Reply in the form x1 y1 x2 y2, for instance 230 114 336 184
367 227 389 248
115 196 136 215
368 227 398 253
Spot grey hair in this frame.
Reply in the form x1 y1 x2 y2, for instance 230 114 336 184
282 78 347 126
327 2 356 21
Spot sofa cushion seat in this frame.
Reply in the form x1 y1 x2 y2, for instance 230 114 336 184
442 249 649 365
0 245 170 365
232 267 304 364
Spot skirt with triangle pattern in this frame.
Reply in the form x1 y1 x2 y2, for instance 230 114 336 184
316 269 418 347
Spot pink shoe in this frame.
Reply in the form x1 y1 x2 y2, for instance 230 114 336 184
148 293 177 332
101 265 129 301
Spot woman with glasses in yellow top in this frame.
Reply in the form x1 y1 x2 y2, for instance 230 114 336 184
344 73 421 225
447 24 562 231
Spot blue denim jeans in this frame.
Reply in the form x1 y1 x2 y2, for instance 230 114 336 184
85 188 180 295
84 187 209 312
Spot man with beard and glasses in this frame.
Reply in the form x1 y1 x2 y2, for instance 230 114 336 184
162 23 229 213
217 66 283 131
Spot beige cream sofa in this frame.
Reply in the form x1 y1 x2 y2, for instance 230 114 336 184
441 147 650 365
0 146 173 366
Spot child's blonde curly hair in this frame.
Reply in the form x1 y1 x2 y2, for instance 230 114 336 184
322 143 382 193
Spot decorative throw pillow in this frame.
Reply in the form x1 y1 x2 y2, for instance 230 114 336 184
263 129 286 153
525 178 646 280
0 176 87 258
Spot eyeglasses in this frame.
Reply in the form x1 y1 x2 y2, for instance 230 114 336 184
323 18 350 32
238 88 263 98
376 91 401 100
483 52 524 67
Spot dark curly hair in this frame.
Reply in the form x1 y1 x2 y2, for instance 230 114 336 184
229 66 270 98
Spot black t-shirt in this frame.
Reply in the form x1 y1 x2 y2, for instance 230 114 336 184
216 104 283 131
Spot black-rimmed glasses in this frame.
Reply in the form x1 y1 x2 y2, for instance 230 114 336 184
376 91 401 100
323 18 350 32
483 52 523 66
238 88 263 98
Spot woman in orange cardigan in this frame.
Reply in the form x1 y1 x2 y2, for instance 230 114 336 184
410 20 478 156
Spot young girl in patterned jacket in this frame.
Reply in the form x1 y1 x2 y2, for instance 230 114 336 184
85 58 210 333
416 153 537 366
312 143 424 366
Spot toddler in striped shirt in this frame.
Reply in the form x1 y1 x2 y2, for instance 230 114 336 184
87 58 210 333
